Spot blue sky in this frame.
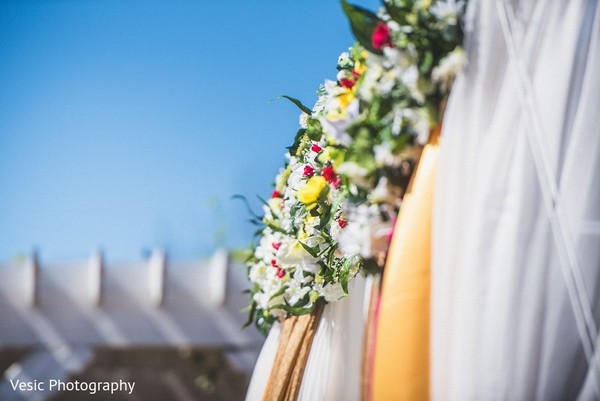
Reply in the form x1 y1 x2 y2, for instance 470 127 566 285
0 0 380 261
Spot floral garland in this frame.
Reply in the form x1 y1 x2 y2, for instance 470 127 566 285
244 0 466 334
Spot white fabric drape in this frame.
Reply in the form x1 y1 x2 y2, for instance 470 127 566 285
245 322 281 401
244 275 368 401
432 0 600 400
297 275 367 401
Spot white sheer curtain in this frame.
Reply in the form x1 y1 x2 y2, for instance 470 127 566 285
245 323 281 401
297 275 367 401
245 275 368 401
431 0 600 400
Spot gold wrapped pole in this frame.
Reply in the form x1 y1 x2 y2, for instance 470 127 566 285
371 127 440 401
262 306 323 401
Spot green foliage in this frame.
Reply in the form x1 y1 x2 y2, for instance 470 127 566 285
341 0 383 54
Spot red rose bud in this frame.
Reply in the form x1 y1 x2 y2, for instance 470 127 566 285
271 190 282 198
311 144 322 153
372 22 392 50
321 166 337 184
276 269 285 278
271 259 278 267
337 219 348 228
303 165 315 177
339 78 355 89
272 242 281 250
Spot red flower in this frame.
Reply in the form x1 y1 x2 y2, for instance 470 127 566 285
271 190 282 198
303 165 315 177
277 269 285 279
339 78 355 89
372 22 393 50
322 166 341 189
311 144 322 153
322 166 336 183
271 259 278 267
337 219 348 228
272 242 281 250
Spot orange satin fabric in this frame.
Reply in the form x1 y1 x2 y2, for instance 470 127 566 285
371 132 440 401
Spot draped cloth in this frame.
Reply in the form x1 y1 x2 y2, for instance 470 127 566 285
370 127 440 401
297 275 368 401
245 275 368 401
262 307 323 401
431 0 600 400
246 323 281 401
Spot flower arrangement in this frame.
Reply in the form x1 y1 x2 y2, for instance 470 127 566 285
244 0 466 334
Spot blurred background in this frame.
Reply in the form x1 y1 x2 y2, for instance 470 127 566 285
0 0 378 400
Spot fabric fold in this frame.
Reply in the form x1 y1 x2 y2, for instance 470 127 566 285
262 306 323 401
371 127 440 401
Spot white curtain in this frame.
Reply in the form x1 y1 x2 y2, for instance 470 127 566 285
431 0 600 400
245 322 281 401
245 275 368 401
297 275 367 401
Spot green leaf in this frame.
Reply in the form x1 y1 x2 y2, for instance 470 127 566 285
279 95 313 115
242 301 257 329
305 118 323 142
266 222 289 235
341 0 383 55
287 128 307 156
383 2 405 24
419 50 433 74
232 194 263 221
299 241 320 258
271 304 315 316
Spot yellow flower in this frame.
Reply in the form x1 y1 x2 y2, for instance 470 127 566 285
417 0 432 9
318 146 344 168
337 90 355 110
297 176 327 210
354 54 368 76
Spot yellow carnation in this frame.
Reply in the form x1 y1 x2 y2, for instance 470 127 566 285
297 176 328 209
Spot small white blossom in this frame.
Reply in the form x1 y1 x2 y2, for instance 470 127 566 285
432 47 466 92
430 0 465 26
319 99 359 146
322 282 345 302
337 161 371 189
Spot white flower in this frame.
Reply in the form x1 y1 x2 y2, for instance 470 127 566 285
338 204 394 259
432 47 466 92
374 142 396 167
322 282 346 302
254 228 282 261
370 177 392 204
403 108 431 145
248 263 268 283
338 204 373 258
337 162 371 189
276 238 313 265
337 51 352 69
299 113 308 128
358 62 384 102
382 47 414 70
287 162 306 191
401 65 425 104
430 0 465 26
284 269 313 305
298 259 320 274
319 99 359 146
329 220 344 242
